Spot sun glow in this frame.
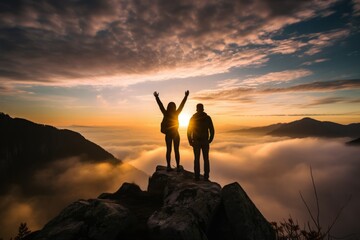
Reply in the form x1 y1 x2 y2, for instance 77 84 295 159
179 112 191 127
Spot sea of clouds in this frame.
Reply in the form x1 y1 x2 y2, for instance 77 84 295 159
1 126 359 239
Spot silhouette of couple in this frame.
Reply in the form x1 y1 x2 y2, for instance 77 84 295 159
154 91 214 181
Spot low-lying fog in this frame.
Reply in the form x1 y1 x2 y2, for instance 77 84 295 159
1 126 359 239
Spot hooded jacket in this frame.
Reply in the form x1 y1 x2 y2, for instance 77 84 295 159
187 112 214 144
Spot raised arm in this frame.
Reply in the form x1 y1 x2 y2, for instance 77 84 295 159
154 91 166 114
176 90 189 114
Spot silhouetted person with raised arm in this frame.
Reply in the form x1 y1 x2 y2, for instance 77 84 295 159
187 103 214 181
154 90 189 172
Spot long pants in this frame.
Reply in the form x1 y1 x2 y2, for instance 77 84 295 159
165 132 180 167
193 141 210 178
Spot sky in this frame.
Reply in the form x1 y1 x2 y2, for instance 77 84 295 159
1 0 360 239
0 0 360 127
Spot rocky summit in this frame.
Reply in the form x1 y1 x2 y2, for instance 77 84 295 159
28 166 275 240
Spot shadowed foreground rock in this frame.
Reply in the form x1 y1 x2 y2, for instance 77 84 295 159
29 165 275 240
222 183 275 240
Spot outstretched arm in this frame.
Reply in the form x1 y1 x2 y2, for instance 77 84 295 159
176 90 189 114
154 91 166 114
208 117 215 144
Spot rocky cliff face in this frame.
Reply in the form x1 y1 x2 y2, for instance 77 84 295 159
29 166 275 240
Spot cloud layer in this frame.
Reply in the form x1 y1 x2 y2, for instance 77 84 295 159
125 135 360 238
0 0 347 85
0 158 148 239
1 126 360 239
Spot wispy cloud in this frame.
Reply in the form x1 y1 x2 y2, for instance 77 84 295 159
305 97 346 106
303 29 351 56
265 28 350 57
302 96 360 108
242 69 312 86
353 0 360 16
302 58 330 66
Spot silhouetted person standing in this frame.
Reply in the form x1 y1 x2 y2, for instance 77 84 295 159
187 103 214 181
154 90 189 171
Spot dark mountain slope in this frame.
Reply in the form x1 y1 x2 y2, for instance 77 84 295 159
0 113 117 191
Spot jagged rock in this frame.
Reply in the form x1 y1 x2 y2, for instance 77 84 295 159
147 166 222 240
29 165 275 240
221 182 276 240
148 165 187 195
32 199 136 240
98 182 142 200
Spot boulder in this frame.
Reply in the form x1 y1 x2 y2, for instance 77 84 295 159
32 199 136 240
221 182 276 240
147 165 222 240
98 182 142 200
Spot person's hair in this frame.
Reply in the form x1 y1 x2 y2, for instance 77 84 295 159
196 103 204 112
167 102 176 112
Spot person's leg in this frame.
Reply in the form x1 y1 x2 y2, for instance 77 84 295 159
173 132 180 169
165 134 172 169
202 143 210 180
193 143 201 180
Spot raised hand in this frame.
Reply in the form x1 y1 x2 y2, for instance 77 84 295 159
185 90 189 96
153 91 159 97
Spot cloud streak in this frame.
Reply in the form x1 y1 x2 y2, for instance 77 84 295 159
242 69 312 86
261 79 360 93
194 79 360 101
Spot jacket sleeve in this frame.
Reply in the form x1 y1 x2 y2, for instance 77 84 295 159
155 96 166 114
208 117 215 143
187 117 194 144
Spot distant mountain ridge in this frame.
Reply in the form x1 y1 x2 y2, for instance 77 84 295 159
234 117 360 138
0 113 117 191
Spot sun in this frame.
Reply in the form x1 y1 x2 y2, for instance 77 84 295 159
179 112 191 127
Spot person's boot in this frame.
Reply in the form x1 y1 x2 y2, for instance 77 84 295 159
204 174 209 181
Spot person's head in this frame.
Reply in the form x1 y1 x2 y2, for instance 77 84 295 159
167 102 176 112
196 103 204 112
